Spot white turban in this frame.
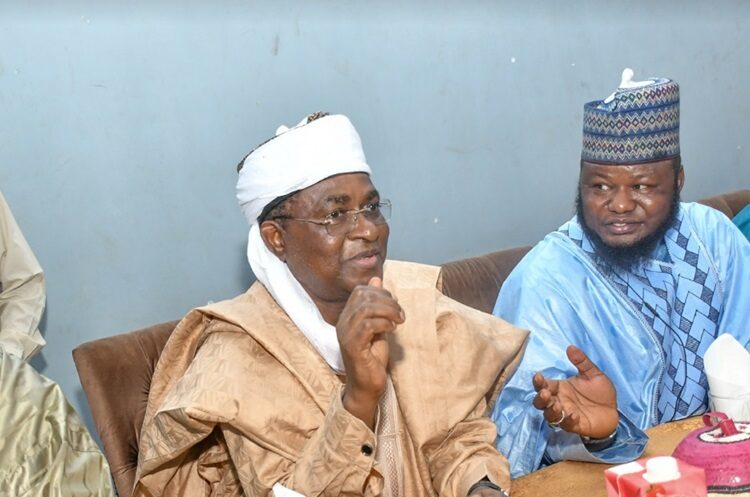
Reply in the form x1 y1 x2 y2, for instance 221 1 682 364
237 114 371 225
236 114 372 372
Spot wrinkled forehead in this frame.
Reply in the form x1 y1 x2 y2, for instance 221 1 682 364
294 172 378 208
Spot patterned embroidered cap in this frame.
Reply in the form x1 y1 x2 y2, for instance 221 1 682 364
582 68 680 164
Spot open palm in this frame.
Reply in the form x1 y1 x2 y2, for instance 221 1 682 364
532 345 619 439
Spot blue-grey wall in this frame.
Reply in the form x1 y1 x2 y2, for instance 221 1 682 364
1 1 748 435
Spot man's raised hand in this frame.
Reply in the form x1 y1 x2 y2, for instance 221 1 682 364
337 277 405 428
532 345 619 439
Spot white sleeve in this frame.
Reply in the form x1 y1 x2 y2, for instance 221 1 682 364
0 192 46 360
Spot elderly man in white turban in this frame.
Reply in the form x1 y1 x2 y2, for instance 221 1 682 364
133 112 528 497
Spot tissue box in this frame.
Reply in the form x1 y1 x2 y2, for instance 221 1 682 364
605 457 707 497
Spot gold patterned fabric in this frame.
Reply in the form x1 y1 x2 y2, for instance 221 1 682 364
134 261 529 497
375 376 403 497
0 349 114 497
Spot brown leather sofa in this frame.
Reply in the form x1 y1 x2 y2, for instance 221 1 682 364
72 189 750 497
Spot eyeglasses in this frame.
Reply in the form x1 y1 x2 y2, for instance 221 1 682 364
273 200 392 236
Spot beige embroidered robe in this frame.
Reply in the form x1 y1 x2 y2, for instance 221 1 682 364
134 261 528 497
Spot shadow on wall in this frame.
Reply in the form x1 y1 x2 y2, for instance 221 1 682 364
29 309 48 373
76 389 102 447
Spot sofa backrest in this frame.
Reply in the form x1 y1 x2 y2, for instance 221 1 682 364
440 245 531 314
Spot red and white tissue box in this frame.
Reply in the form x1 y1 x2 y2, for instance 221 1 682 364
604 456 707 497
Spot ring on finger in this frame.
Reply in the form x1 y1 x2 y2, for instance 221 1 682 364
548 409 566 427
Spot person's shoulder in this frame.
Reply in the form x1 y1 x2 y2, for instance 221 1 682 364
496 224 600 325
198 282 269 318
163 283 269 353
680 201 741 244
681 201 734 226
384 259 440 290
505 230 584 287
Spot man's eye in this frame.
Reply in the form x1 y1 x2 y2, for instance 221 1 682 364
364 202 380 212
325 209 345 221
593 184 610 191
634 184 649 191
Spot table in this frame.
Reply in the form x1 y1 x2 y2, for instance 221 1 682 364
510 417 704 496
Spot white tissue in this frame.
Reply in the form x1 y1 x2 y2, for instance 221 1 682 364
705 334 750 420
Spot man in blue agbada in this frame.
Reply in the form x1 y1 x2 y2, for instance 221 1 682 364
491 68 750 478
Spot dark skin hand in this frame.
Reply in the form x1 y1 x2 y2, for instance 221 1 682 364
338 276 404 429
532 345 619 439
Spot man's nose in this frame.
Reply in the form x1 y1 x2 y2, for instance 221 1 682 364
347 211 378 240
609 188 636 213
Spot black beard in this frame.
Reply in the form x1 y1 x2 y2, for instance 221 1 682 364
575 187 681 272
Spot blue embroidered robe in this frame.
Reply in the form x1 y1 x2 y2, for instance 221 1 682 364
492 202 750 478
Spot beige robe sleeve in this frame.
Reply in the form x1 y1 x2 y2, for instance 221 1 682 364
0 192 45 360
211 330 384 497
236 384 383 497
137 327 383 497
426 398 509 497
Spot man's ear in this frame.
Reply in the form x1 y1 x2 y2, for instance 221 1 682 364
260 221 287 262
676 166 685 192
